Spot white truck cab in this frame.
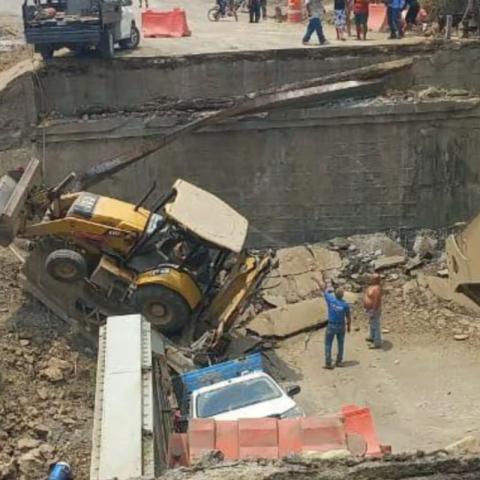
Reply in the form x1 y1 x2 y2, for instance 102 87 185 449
190 371 304 420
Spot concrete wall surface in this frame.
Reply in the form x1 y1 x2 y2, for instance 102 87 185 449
32 43 450 117
39 99 480 246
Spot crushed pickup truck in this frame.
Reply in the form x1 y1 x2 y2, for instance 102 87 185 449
0 159 271 338
173 353 304 423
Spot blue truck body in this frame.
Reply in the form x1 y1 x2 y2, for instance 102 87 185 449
174 353 264 414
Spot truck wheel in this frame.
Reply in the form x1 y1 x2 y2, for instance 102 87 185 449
134 284 191 334
119 25 140 49
45 249 87 283
99 30 115 59
39 46 54 61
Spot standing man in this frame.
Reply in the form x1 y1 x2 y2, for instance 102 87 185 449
139 0 149 8
249 0 261 22
334 0 347 40
363 273 383 349
353 0 369 39
387 0 405 38
404 0 420 30
260 0 268 19
302 0 328 45
324 287 351 369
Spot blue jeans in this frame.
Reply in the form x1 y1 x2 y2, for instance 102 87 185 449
387 7 403 37
325 324 345 366
367 309 382 348
303 17 326 43
218 0 227 15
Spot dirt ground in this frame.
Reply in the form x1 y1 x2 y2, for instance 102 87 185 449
275 285 480 453
0 248 96 480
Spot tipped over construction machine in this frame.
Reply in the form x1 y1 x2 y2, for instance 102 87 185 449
0 157 270 339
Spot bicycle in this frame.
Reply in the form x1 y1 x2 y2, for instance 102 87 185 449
208 1 239 21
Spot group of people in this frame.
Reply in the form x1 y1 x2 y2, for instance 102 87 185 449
323 274 382 369
302 0 421 45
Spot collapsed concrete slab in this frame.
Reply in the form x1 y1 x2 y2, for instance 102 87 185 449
374 255 407 271
260 246 342 304
349 234 405 257
248 292 359 338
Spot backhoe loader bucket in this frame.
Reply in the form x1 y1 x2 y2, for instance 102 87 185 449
0 158 41 247
446 213 480 305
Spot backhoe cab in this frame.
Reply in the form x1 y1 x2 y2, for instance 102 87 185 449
0 159 260 336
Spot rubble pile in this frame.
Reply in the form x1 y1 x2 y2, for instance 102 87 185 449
0 251 95 480
242 229 480 345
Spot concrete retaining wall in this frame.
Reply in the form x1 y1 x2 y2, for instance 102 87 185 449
3 43 480 246
40 99 480 246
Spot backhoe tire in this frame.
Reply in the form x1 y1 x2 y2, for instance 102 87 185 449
119 24 140 50
134 284 191 334
45 249 87 283
99 29 115 59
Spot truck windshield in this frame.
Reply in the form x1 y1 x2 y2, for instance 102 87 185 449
196 377 282 418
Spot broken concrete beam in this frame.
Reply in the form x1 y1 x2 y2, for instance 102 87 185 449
413 230 438 258
248 292 358 338
309 244 343 274
349 234 405 257
276 246 317 276
374 255 406 271
261 270 324 304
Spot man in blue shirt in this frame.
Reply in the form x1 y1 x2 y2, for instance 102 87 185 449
324 287 351 369
386 0 405 39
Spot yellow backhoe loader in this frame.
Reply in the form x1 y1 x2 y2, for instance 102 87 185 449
0 158 270 336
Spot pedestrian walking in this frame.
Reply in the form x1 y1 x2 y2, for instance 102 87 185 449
249 0 261 22
139 0 149 8
323 287 352 369
260 0 268 19
302 0 328 45
363 273 383 349
353 0 369 39
387 0 405 38
404 0 420 30
345 0 353 36
334 0 347 40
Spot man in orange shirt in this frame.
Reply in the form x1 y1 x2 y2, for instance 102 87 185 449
353 0 369 40
363 273 382 349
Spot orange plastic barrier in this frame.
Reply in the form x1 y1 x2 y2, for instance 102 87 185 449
341 405 383 457
287 0 303 23
170 415 353 466
142 8 191 38
368 3 388 32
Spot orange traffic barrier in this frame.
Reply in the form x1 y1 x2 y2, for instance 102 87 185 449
142 8 191 38
287 0 303 23
368 3 388 32
188 418 216 461
170 414 366 466
341 405 383 457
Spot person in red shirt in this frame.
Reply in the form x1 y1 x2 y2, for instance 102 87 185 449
353 0 369 40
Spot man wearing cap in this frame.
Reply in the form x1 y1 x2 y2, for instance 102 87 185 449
324 287 351 369
363 274 383 349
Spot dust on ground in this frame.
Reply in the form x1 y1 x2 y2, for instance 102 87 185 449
0 249 96 480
